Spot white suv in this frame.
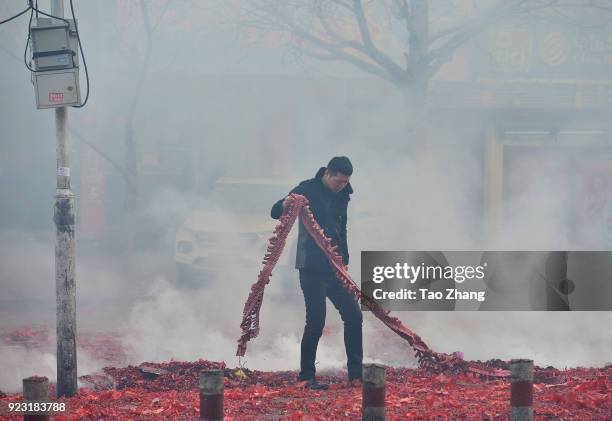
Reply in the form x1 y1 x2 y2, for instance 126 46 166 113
174 177 298 287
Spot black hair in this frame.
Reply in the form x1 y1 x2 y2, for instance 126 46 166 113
327 156 353 176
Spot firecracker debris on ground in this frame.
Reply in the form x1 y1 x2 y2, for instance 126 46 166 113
0 326 610 420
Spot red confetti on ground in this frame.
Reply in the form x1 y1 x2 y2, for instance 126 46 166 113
1 360 610 420
0 326 128 366
0 326 54 349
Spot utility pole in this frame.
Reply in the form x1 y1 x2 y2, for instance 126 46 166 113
51 0 77 398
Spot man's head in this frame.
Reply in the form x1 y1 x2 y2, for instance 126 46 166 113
323 156 352 193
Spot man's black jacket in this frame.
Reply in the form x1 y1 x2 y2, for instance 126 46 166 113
271 167 352 272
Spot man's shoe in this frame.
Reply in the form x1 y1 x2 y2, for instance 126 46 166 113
347 377 362 387
302 378 329 390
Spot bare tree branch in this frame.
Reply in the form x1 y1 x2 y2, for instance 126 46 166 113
243 0 612 95
300 45 395 82
352 0 405 80
313 1 405 81
70 128 136 190
125 0 154 129
313 4 361 49
427 0 531 77
242 0 406 82
394 0 411 35
352 0 375 47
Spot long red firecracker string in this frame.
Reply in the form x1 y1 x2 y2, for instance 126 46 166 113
236 194 509 379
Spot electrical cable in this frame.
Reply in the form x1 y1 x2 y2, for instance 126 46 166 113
23 5 35 72
69 0 89 108
0 5 31 25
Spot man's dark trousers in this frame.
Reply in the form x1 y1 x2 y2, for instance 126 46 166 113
298 268 363 381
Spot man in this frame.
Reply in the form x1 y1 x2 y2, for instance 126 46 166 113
271 156 362 390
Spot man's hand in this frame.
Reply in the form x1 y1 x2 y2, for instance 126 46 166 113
282 196 291 210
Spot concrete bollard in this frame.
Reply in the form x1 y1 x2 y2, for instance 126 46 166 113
199 370 224 421
22 376 49 421
362 363 385 421
510 359 534 421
